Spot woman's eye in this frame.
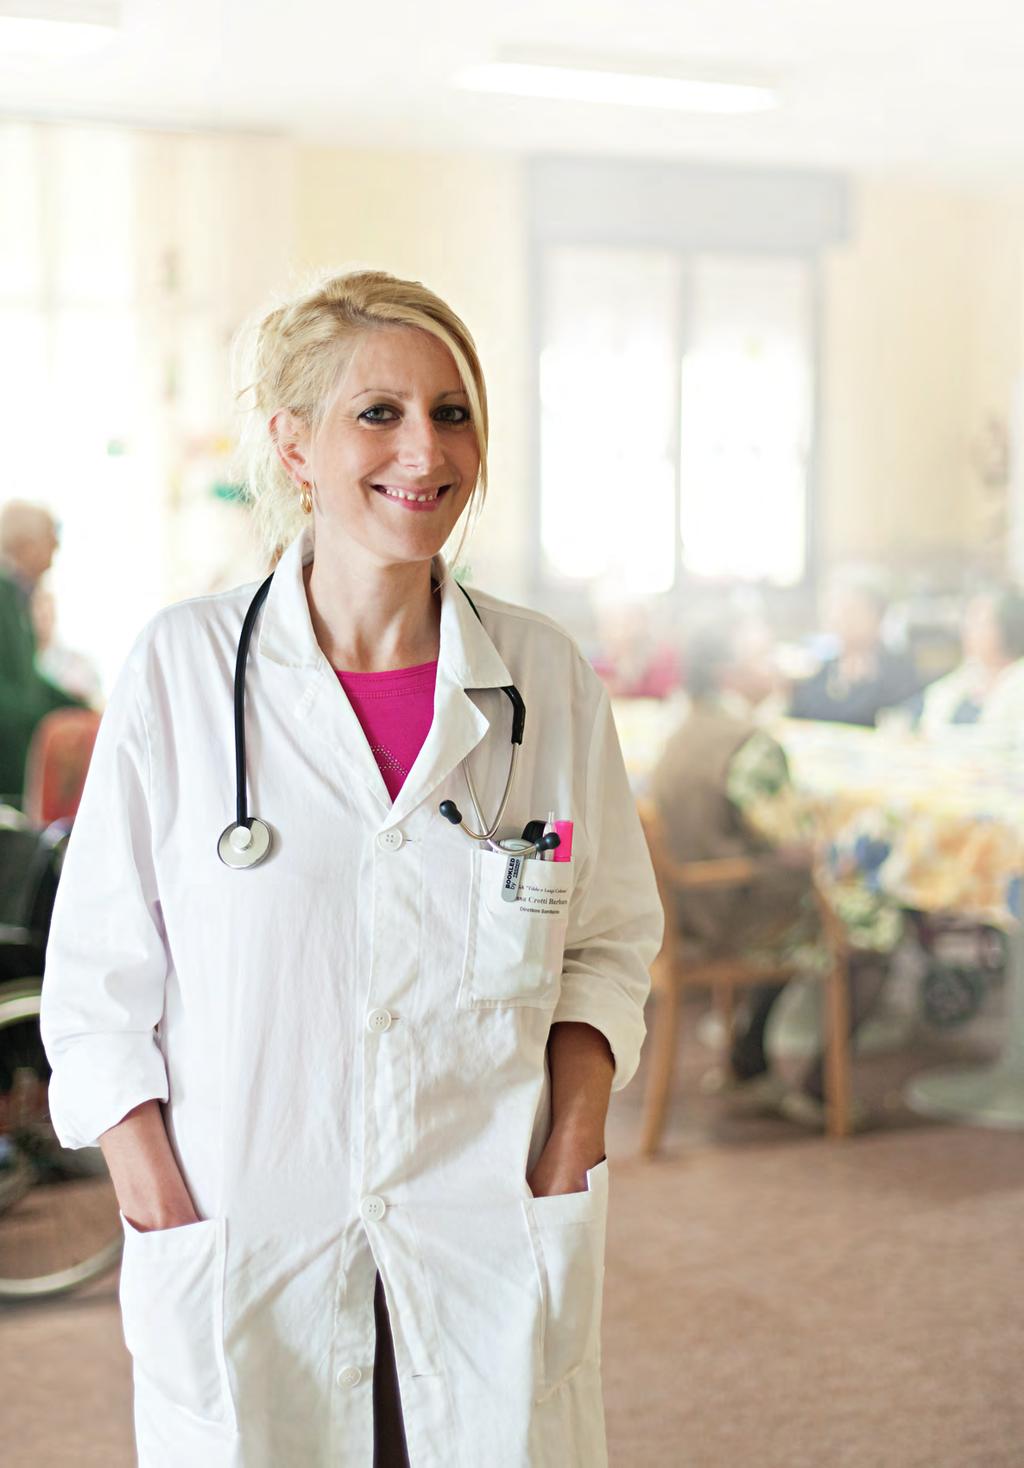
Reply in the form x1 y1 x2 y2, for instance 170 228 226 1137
357 403 470 426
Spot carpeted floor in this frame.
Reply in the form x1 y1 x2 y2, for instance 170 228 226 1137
602 996 1024 1468
1 1001 1021 1467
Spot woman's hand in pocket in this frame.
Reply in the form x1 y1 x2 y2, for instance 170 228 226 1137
100 1099 200 1232
529 1021 613 1197
527 1128 606 1199
125 1200 202 1233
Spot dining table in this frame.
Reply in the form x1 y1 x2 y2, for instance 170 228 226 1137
612 698 1024 1130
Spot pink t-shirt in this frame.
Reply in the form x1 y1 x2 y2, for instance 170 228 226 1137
334 660 438 801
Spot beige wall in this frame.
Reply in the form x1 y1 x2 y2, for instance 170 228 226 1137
293 146 1024 595
294 146 532 598
820 179 1024 573
961 191 1024 562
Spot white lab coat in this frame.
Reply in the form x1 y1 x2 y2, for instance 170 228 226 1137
40 526 662 1468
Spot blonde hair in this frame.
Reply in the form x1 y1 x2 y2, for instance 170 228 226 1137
235 269 489 556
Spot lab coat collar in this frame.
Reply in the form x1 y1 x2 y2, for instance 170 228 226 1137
434 558 514 694
255 526 322 669
255 525 515 825
389 564 515 827
256 526 512 690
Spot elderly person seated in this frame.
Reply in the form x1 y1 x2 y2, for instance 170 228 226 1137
790 574 921 728
650 615 900 1127
919 587 1024 735
0 500 86 807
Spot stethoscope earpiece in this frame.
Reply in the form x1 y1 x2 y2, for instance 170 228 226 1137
438 806 559 860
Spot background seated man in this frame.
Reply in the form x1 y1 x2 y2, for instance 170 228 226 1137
650 615 901 1127
790 573 921 728
0 501 87 809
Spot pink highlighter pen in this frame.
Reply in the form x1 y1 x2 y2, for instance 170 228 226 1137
551 818 573 863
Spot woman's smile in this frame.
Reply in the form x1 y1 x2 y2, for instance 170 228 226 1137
371 482 453 511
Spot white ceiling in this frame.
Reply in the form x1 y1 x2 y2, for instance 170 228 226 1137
4 0 1024 181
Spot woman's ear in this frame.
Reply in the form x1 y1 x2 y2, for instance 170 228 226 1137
269 409 311 486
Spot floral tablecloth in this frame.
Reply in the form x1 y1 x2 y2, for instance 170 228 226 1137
777 720 1024 931
612 698 1024 930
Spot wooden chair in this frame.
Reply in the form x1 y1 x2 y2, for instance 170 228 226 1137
637 799 853 1155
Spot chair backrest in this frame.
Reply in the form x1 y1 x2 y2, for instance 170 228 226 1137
637 798 763 895
23 707 101 826
639 798 847 967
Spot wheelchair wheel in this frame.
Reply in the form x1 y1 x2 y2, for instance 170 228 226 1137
0 978 122 1300
921 963 987 1030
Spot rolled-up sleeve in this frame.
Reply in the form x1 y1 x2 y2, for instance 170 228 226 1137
40 635 169 1149
554 683 664 1091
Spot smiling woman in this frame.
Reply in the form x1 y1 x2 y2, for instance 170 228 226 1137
40 266 662 1468
237 270 489 559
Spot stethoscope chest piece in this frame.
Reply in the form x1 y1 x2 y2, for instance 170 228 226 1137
218 818 272 870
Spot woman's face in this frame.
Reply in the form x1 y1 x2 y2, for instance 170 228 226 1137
962 594 1004 665
279 326 480 570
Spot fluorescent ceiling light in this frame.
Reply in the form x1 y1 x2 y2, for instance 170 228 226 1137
456 61 777 115
0 0 120 58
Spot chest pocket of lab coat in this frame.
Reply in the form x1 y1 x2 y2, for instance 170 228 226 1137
459 849 573 1008
118 1214 237 1434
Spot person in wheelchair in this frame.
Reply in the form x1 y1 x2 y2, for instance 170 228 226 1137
650 616 901 1128
0 813 120 1301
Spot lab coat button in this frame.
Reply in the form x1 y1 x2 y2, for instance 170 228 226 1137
361 1195 387 1222
367 1008 393 1032
377 830 404 852
336 1365 363 1389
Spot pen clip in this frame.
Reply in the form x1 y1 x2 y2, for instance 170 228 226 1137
501 850 526 901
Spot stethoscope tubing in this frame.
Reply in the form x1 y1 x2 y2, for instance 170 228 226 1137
223 572 526 868
462 742 520 843
233 573 274 829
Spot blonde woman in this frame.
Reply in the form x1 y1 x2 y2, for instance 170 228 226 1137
41 271 662 1467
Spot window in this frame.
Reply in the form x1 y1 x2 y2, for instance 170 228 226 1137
540 247 680 595
679 256 813 585
538 245 815 593
0 122 289 692
0 126 153 693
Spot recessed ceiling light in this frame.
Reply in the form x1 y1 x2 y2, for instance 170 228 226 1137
0 0 120 59
455 59 778 115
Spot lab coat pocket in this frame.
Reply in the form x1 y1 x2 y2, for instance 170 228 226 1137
118 1213 237 1434
524 1158 609 1399
461 849 573 1008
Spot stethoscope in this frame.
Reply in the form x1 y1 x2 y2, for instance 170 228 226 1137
217 572 558 870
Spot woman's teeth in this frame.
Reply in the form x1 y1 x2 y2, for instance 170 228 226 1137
377 485 446 502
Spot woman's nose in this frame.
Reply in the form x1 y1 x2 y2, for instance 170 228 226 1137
396 412 446 473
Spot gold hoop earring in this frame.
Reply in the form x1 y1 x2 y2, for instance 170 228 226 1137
299 482 313 515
